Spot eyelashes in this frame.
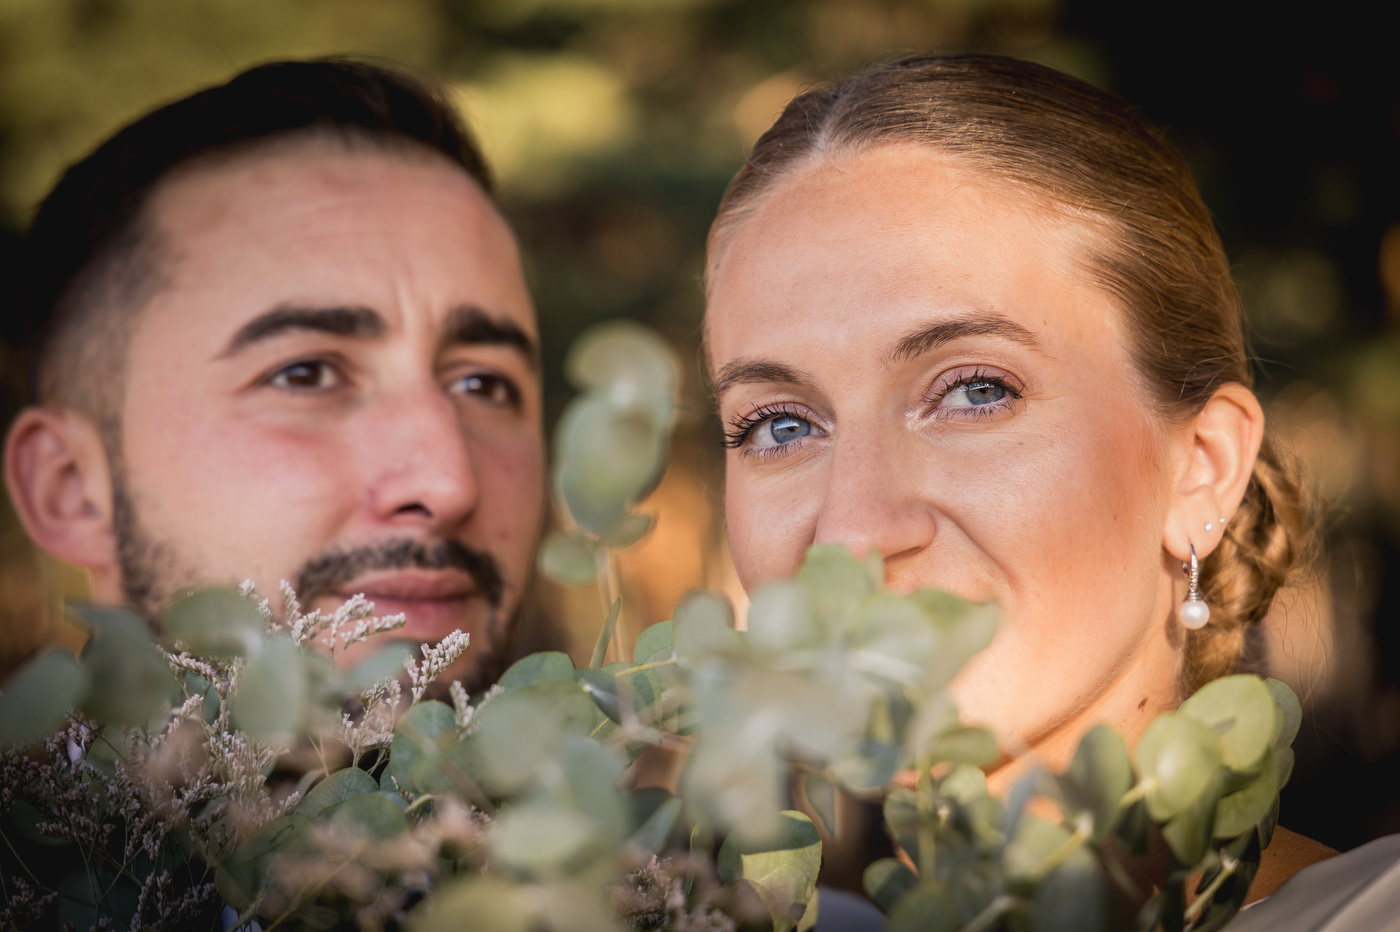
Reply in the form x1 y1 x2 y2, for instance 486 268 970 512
723 367 1024 457
723 402 812 449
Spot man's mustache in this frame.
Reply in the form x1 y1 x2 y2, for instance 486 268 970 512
293 539 505 610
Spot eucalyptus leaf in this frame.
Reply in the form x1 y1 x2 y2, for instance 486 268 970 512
864 858 919 913
1135 713 1223 821
884 883 958 932
746 581 820 655
215 813 314 909
627 794 682 856
675 590 745 659
941 764 990 804
0 649 87 748
297 767 379 820
556 397 667 535
473 680 597 794
1031 845 1105 932
565 319 678 419
412 877 533 932
1213 746 1279 838
539 530 602 585
717 810 822 932
389 700 458 795
599 512 655 548
1064 724 1133 841
322 791 408 838
499 650 577 693
493 802 601 876
230 634 308 743
70 605 174 726
924 726 999 766
634 619 675 665
1177 675 1277 773
164 587 265 657
1161 773 1225 865
1004 814 1072 883
1265 678 1302 750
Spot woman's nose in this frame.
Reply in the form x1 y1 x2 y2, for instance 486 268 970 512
359 387 481 530
811 435 936 573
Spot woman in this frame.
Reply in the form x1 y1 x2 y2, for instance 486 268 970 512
703 54 1347 909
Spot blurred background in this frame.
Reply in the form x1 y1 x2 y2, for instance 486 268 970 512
1 0 1396 854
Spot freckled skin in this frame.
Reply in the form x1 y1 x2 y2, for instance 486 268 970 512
707 145 1185 780
113 138 543 684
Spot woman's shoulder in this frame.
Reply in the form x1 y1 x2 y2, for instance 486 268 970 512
1248 826 1339 902
1231 831 1400 931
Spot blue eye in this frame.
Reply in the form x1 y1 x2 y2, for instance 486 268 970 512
945 380 1008 407
750 414 814 449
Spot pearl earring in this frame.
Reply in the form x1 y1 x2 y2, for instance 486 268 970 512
1178 543 1210 630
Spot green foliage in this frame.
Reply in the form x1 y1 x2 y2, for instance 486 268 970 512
0 322 1304 932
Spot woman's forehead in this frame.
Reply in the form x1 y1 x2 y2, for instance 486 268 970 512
704 145 1124 371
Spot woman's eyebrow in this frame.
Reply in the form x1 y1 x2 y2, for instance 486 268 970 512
712 358 816 399
883 315 1040 365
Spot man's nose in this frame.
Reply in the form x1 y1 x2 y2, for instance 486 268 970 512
811 433 936 585
359 385 480 529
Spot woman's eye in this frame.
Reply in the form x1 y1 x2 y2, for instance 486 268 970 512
943 379 1010 407
270 360 338 390
451 372 520 408
752 414 815 448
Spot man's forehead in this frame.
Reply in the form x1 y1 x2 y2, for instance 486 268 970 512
134 135 536 350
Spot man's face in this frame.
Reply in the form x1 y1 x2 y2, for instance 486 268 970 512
113 136 544 688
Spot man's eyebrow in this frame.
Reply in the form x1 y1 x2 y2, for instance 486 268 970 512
884 315 1041 366
442 305 538 370
712 358 815 398
219 305 385 358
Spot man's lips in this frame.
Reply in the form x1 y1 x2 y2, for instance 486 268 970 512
327 571 483 639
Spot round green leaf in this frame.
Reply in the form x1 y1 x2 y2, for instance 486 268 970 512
389 700 459 795
297 767 379 820
0 650 87 748
215 813 314 908
493 802 600 875
599 512 655 548
633 619 675 666
1265 678 1302 750
230 634 308 743
538 531 601 585
1161 773 1224 865
674 589 744 659
1031 845 1105 932
864 858 919 913
473 680 597 793
164 587 265 657
1065 724 1133 840
717 810 822 932
746 581 820 654
323 791 408 838
555 397 666 535
1135 713 1223 821
1004 814 1073 882
79 608 174 726
1213 746 1279 838
884 883 958 932
564 319 677 418
1177 675 1276 773
499 651 577 693
413 877 533 932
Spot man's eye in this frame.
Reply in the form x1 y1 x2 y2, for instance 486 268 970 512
451 372 520 408
270 360 338 390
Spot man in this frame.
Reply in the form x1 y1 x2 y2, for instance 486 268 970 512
3 59 546 691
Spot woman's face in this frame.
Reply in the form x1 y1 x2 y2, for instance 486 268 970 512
706 145 1187 755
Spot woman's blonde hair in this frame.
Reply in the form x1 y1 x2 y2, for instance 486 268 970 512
708 53 1309 690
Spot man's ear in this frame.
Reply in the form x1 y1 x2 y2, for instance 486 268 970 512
4 407 118 570
1164 383 1265 561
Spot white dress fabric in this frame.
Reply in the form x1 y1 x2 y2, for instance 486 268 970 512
1227 834 1400 932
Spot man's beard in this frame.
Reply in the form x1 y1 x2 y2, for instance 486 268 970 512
110 470 522 695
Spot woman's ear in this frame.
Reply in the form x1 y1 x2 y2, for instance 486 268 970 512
1164 383 1264 561
4 407 118 570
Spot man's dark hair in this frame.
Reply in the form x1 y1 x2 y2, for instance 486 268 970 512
21 57 491 428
